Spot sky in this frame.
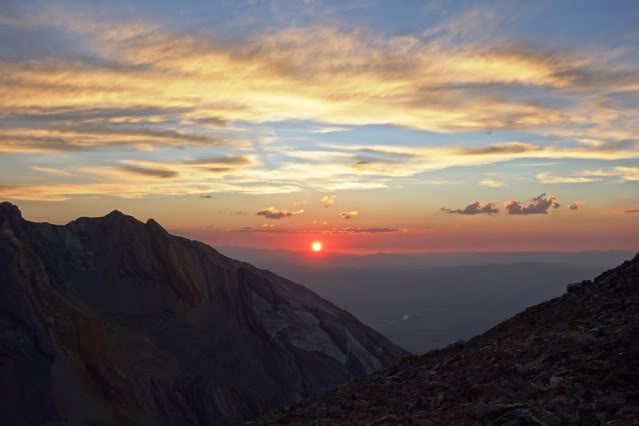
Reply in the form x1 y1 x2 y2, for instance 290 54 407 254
1 0 638 253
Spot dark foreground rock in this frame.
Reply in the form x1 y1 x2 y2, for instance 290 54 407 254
0 202 406 425
255 254 639 425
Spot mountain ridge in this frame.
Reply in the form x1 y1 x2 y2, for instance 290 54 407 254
255 253 639 425
0 202 406 425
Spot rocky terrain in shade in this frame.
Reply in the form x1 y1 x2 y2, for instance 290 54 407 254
256 254 639 425
0 202 406 425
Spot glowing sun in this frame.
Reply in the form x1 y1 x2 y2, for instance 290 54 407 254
311 241 323 252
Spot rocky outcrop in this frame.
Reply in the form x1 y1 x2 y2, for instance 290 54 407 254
256 254 639 425
0 202 406 425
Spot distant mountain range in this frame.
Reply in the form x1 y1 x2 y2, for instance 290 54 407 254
215 246 634 270
219 246 633 354
257 253 639 424
263 262 608 353
0 202 404 425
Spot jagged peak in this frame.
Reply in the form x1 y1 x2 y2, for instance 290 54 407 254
146 218 169 236
0 201 23 221
65 209 145 232
105 209 126 218
101 209 140 224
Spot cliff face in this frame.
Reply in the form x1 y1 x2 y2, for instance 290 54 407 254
0 202 406 425
258 254 639 425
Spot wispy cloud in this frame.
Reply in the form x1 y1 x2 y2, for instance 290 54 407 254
479 179 504 187
339 227 400 233
309 126 350 134
1 6 639 203
31 166 74 176
119 163 178 179
536 172 600 184
579 167 639 182
2 11 639 152
537 167 639 183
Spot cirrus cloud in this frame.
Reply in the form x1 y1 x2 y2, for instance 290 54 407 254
536 172 600 184
340 227 400 233
479 179 504 188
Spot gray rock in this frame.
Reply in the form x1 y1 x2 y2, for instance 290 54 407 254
0 202 406 425
255 252 639 424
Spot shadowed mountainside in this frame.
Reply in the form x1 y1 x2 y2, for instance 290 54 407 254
0 202 405 425
256 254 639 425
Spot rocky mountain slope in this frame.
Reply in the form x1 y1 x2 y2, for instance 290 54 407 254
256 254 639 425
0 202 406 425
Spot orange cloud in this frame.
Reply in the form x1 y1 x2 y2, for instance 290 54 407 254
339 211 359 219
1 15 638 154
321 194 336 208
504 193 560 215
256 207 304 219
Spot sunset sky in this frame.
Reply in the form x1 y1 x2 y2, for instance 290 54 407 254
1 0 638 253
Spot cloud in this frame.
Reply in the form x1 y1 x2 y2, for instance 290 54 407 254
460 142 543 156
578 167 639 182
0 119 233 153
233 226 302 234
231 226 400 235
2 9 639 199
340 227 400 233
536 171 600 184
321 194 336 208
0 178 300 201
317 141 639 182
569 201 584 210
119 163 178 179
441 201 499 215
536 167 639 184
479 179 504 187
256 207 304 219
11 154 297 200
624 209 639 213
339 211 359 219
182 155 252 167
31 166 74 176
1 10 639 155
310 126 350 134
504 193 560 215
